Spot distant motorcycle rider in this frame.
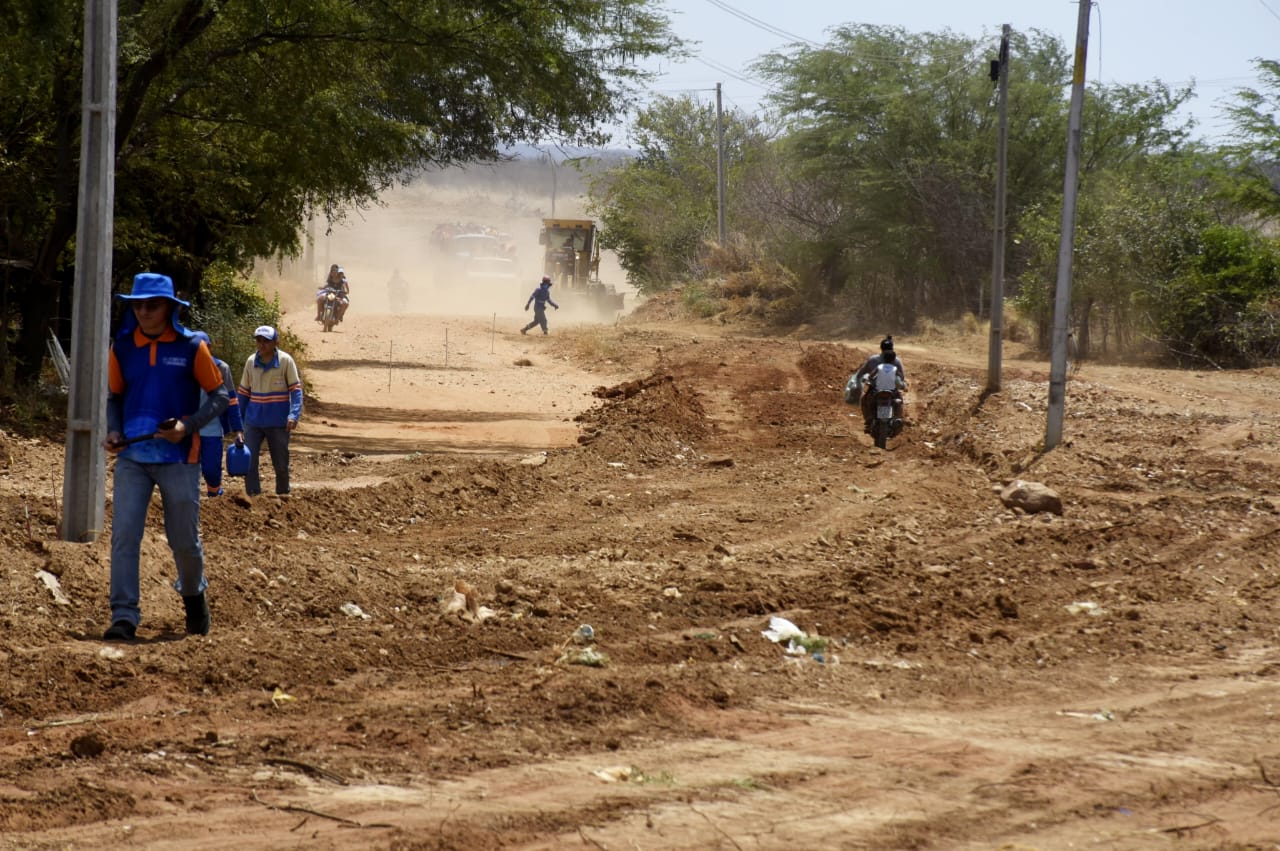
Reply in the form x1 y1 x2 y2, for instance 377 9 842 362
850 336 907 434
315 264 350 323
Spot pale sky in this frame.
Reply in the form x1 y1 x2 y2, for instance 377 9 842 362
629 0 1280 143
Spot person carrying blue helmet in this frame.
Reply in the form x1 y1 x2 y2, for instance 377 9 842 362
189 330 244 497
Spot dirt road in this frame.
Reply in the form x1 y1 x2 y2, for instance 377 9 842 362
3 306 1280 849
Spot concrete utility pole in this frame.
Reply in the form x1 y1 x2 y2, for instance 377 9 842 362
715 82 727 245
986 24 1011 394
62 0 118 543
1045 0 1092 450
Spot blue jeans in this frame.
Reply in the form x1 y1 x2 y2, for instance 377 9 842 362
110 458 206 628
198 433 224 493
244 424 291 495
522 308 548 334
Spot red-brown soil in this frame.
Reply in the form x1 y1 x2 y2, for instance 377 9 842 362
3 304 1280 850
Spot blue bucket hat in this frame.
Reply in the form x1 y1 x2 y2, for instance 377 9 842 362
115 272 190 336
116 272 190 306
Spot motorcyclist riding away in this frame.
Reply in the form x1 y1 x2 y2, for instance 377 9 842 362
851 336 907 434
316 264 350 323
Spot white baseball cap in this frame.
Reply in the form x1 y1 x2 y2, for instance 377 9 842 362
253 325 278 341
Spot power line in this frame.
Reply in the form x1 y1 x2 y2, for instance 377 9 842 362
1258 0 1280 24
692 55 773 90
701 0 820 46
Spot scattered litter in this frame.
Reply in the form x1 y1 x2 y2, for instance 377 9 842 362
555 623 609 667
339 602 370 620
519 452 548 467
271 687 296 708
441 580 496 623
593 765 632 783
762 617 804 644
559 646 609 667
35 570 72 606
606 462 626 468
860 658 917 670
98 646 126 661
1065 601 1106 616
1058 708 1114 722
662 586 681 599
761 616 829 656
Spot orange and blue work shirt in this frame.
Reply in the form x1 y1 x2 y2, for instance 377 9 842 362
108 327 227 464
237 349 303 428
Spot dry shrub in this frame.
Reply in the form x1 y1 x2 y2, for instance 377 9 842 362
562 326 624 365
702 236 798 304
914 317 946 341
1002 304 1035 344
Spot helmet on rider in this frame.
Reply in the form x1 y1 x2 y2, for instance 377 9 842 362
880 336 894 354
541 275 552 285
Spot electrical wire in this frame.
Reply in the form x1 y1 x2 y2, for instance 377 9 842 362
701 0 820 46
1257 0 1280 24
692 55 773 90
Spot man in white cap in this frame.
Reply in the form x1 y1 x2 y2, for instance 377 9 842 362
236 326 303 497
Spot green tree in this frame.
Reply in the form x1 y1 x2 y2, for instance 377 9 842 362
1012 153 1223 358
587 94 770 292
1222 58 1280 220
0 0 679 387
753 25 1195 329
1140 224 1280 367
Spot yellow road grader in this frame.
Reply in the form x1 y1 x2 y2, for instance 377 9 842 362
538 218 624 316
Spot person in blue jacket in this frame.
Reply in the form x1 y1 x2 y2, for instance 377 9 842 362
237 325 303 497
520 276 560 335
103 273 229 641
190 331 244 497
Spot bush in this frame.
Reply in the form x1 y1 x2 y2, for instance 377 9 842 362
680 281 724 318
1142 225 1280 367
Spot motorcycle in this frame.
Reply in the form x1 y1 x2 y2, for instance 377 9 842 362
319 287 342 332
863 363 905 449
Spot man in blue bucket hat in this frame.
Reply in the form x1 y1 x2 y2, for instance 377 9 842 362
103 272 229 641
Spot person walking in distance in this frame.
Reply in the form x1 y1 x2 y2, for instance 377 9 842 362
103 273 230 641
190 331 244 498
520 275 559 336
237 326 303 497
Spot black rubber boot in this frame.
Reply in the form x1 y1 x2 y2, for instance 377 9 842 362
183 593 210 636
